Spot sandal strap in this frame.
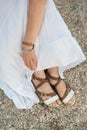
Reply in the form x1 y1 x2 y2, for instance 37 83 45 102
32 74 62 106
44 95 59 105
62 89 74 104
37 91 56 97
53 77 62 88
46 71 72 101
32 74 56 97
46 71 75 104
32 74 48 89
47 71 60 80
60 86 69 100
36 79 48 89
60 83 74 103
47 71 62 88
32 74 47 81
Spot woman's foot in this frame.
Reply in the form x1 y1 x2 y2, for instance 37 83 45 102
47 67 75 105
32 70 61 107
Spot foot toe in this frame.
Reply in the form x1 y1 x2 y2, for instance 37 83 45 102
48 100 60 108
56 99 62 105
66 96 75 106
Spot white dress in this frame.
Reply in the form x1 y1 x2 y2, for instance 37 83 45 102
0 0 86 109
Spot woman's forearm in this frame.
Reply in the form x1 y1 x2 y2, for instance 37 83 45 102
24 0 47 43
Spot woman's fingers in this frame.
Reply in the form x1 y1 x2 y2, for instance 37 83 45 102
30 59 37 70
22 50 37 70
33 57 37 67
24 58 37 70
25 59 30 68
30 53 38 70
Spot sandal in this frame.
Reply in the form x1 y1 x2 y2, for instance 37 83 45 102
31 74 62 107
46 71 75 106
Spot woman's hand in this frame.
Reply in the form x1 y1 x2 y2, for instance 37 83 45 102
22 48 37 71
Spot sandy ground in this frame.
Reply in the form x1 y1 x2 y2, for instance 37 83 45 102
0 0 87 130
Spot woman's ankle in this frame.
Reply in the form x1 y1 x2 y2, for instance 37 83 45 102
47 67 59 77
34 70 46 78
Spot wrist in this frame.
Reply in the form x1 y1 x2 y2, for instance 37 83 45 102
22 41 35 53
